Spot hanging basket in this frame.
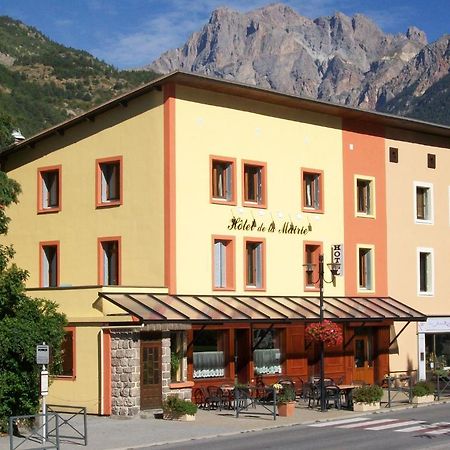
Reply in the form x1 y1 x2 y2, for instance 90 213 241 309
305 320 343 347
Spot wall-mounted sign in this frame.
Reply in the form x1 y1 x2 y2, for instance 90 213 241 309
227 216 312 236
332 244 344 276
36 344 50 365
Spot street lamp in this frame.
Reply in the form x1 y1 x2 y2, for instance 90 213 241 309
304 254 341 412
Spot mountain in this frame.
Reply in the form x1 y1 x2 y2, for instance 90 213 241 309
0 16 159 138
147 3 450 126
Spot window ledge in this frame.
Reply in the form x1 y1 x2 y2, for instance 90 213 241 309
302 207 324 214
418 292 434 297
211 198 236 206
243 202 267 209
96 201 122 209
415 219 434 225
355 213 376 219
38 208 61 214
169 381 195 389
52 375 76 381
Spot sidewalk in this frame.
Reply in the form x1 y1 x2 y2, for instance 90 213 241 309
1 400 444 450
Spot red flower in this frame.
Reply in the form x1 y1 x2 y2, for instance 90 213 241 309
305 320 343 347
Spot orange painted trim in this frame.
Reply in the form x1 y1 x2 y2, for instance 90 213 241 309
209 155 237 205
97 236 122 285
303 240 323 292
211 235 236 291
39 240 60 287
169 381 195 389
301 167 324 214
102 329 112 415
243 237 266 291
54 326 76 380
242 159 268 209
37 165 62 214
95 156 123 208
164 84 176 294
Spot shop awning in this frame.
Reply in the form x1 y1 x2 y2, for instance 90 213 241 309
99 293 426 324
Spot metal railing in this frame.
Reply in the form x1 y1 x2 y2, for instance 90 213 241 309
235 386 277 420
9 413 59 450
383 371 415 408
435 374 450 400
46 405 87 446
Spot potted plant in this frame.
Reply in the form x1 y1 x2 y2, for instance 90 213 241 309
412 381 435 404
305 320 343 347
162 395 198 421
352 384 383 412
276 386 296 417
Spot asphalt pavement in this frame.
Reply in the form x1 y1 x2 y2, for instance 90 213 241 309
1 399 449 450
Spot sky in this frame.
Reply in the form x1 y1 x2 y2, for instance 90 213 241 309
1 0 449 69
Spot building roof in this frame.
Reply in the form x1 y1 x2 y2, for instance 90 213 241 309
1 71 450 159
99 292 426 324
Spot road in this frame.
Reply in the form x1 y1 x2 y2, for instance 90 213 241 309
154 403 450 450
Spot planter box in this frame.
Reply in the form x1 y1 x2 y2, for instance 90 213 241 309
163 413 196 421
277 401 296 417
352 402 381 412
412 395 434 404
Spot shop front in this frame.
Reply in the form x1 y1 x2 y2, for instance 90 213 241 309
418 317 450 380
101 292 425 414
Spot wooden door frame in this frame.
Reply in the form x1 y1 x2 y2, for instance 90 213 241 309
140 340 162 409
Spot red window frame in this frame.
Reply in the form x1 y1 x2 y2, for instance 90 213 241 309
244 237 266 291
242 160 267 208
39 240 60 288
56 326 76 380
96 156 123 208
212 235 236 291
210 156 236 205
37 165 62 213
97 237 121 285
301 168 324 213
303 241 322 291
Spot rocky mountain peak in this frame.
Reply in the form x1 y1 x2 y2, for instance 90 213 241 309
146 3 449 124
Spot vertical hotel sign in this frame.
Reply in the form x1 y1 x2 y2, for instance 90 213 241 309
332 244 344 276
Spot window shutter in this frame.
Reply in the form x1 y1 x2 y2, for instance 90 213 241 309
214 241 223 287
225 164 232 201
255 243 262 288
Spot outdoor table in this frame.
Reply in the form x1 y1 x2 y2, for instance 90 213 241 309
337 384 357 409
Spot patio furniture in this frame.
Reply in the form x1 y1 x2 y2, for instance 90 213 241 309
193 387 207 409
205 386 223 410
337 384 357 409
325 384 341 409
306 382 320 408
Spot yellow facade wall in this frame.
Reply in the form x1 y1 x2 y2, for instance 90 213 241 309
47 326 101 414
174 85 345 296
385 129 450 372
3 91 165 293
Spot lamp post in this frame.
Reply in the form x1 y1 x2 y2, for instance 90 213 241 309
304 253 340 412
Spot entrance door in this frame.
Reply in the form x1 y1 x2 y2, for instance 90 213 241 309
140 341 162 409
353 334 374 385
235 329 250 384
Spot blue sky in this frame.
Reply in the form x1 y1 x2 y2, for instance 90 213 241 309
1 0 449 69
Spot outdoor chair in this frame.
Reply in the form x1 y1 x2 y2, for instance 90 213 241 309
193 387 207 409
325 384 341 409
306 382 320 408
206 386 223 410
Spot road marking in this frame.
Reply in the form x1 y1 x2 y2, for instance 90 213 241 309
337 419 397 429
309 417 369 427
395 424 439 433
424 423 450 435
365 420 425 430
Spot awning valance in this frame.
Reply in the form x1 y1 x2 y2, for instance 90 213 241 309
99 293 426 324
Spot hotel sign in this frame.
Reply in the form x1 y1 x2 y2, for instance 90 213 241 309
227 216 312 235
332 244 344 276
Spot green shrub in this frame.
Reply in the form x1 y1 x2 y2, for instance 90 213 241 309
353 384 383 404
412 381 435 397
162 396 197 417
277 386 296 404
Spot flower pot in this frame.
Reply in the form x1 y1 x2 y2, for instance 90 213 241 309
277 401 296 417
163 413 196 421
412 395 434 404
352 401 380 412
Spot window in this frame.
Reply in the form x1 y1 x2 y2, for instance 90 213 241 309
253 329 283 375
60 328 75 378
98 237 120 285
210 157 236 204
355 176 375 217
414 182 433 224
40 241 59 287
96 157 122 207
243 161 266 207
193 330 226 379
38 166 61 212
212 236 235 290
427 153 436 169
417 248 434 296
302 169 323 212
304 242 321 290
170 331 185 382
358 246 374 291
389 147 398 163
245 238 265 290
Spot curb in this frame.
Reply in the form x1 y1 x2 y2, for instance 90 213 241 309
108 400 449 450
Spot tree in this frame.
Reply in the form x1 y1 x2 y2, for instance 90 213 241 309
0 171 66 432
0 113 15 150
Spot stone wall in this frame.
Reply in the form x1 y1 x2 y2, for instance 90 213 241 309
111 330 140 416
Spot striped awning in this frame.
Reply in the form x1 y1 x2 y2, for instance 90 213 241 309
99 293 426 324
